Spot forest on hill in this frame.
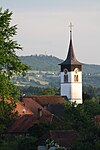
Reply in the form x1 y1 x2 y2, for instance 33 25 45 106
19 55 100 87
20 54 100 74
20 54 62 71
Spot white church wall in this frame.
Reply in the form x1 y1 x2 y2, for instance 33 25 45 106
61 71 82 104
61 83 71 98
71 71 82 83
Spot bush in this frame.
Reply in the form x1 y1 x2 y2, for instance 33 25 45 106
17 136 37 150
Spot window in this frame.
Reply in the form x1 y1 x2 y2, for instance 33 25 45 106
74 68 78 82
64 69 68 82
74 74 78 82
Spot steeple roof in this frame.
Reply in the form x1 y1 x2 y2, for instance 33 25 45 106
59 23 81 66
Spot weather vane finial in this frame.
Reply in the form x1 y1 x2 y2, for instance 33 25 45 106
69 22 74 40
69 22 74 32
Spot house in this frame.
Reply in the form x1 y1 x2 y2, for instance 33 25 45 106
7 95 80 149
7 96 64 133
27 96 65 118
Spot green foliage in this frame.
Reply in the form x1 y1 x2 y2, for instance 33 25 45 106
20 55 100 75
64 100 100 130
20 55 62 71
0 73 19 100
28 122 55 138
19 86 42 96
0 73 19 133
83 99 100 117
0 8 28 133
63 100 100 149
0 136 18 150
83 85 100 99
45 76 60 88
17 136 37 150
0 136 36 150
19 55 100 87
40 88 59 95
19 86 60 96
45 139 64 150
0 8 29 78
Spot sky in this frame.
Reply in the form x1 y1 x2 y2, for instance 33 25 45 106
0 0 100 65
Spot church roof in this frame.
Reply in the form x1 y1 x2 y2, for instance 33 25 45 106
59 25 81 66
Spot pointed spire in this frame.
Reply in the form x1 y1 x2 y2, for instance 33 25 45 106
67 22 76 62
69 22 73 41
59 22 81 65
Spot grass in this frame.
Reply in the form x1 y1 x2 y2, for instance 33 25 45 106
28 76 49 85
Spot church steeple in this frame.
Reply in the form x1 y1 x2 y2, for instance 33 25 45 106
59 23 82 104
60 22 81 66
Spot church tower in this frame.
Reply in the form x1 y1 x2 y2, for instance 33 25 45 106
59 23 82 104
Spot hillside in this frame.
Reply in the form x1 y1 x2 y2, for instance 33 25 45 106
19 55 100 87
20 54 100 74
20 55 62 71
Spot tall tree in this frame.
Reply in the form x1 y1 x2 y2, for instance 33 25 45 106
0 8 28 77
0 8 28 132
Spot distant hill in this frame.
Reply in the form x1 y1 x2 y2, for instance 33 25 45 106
19 55 100 87
19 54 100 74
82 64 100 87
20 55 62 71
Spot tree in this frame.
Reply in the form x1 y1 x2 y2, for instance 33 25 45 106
17 136 37 150
40 88 59 95
0 8 28 77
63 100 100 150
28 122 55 138
0 8 28 132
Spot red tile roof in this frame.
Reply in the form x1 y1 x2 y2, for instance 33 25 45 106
28 96 65 106
8 98 54 133
13 101 33 116
8 114 34 133
7 96 66 133
22 97 52 117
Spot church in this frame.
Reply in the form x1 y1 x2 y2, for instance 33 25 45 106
59 23 82 104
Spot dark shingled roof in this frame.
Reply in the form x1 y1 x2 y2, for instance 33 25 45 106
59 31 81 65
27 96 65 106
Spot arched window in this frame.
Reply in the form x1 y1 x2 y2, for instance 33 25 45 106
74 74 78 82
74 68 78 82
64 69 68 82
